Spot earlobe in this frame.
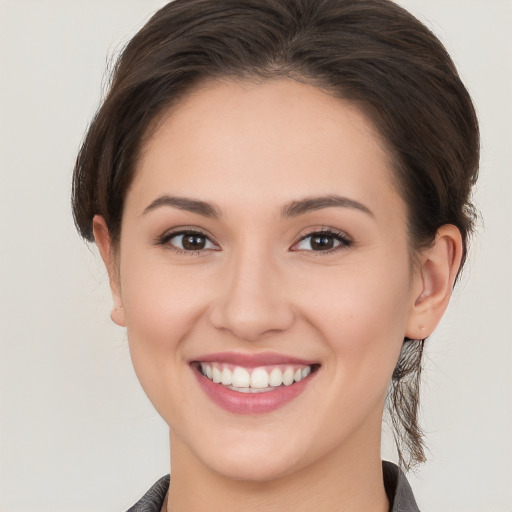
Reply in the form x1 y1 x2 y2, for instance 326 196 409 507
92 215 126 327
406 225 463 340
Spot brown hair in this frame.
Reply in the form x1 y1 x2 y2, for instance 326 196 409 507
72 0 479 470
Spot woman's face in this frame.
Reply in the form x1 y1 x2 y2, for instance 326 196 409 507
110 78 423 480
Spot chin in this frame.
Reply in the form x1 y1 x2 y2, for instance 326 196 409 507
188 427 312 483
207 451 303 483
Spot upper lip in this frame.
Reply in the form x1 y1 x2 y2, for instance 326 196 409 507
190 351 318 368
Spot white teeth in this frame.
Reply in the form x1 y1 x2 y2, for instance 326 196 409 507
269 367 283 387
226 386 274 393
221 367 232 386
282 367 295 386
250 368 269 389
212 366 222 384
232 367 250 388
199 363 315 391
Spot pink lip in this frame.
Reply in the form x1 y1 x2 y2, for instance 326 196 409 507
190 353 319 415
190 351 317 368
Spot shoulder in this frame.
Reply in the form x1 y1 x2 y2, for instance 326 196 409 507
125 475 170 512
383 461 421 512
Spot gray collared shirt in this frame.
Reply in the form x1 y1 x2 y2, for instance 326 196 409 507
126 461 420 512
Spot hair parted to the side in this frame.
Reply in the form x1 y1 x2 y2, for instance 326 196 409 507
72 0 479 470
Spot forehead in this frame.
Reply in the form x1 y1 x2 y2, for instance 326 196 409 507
129 78 403 222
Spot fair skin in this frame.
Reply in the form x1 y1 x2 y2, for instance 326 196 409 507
94 78 462 512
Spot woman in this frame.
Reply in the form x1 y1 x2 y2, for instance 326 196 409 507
72 0 479 510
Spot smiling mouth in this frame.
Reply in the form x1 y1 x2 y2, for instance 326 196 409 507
193 362 320 393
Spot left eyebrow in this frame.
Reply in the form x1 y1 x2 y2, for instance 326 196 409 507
281 195 374 218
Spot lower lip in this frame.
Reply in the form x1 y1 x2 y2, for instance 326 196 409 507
192 366 317 415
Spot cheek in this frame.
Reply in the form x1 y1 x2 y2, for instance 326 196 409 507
302 256 412 390
116 248 213 395
118 266 214 427
122 266 207 349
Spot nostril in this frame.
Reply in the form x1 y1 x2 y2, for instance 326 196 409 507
208 300 296 342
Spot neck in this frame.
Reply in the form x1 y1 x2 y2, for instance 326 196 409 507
165 429 389 512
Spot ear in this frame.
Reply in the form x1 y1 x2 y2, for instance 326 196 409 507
92 215 126 327
406 225 463 340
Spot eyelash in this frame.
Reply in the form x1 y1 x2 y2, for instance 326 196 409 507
157 228 218 255
293 228 353 254
157 227 352 256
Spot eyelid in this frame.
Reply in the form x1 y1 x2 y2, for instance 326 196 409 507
156 226 220 253
155 225 352 255
291 226 353 253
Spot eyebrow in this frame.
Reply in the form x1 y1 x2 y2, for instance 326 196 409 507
142 193 373 219
281 195 374 218
142 195 221 218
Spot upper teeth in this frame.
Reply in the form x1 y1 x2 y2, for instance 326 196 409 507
200 363 312 391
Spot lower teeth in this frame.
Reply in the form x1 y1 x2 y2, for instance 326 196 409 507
225 385 278 393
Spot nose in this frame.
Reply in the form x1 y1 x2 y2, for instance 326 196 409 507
208 246 296 342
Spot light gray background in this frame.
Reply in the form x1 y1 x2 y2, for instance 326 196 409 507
0 1 510 511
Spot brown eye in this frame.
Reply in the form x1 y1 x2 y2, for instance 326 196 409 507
165 231 217 252
293 230 352 253
182 234 207 250
310 234 335 250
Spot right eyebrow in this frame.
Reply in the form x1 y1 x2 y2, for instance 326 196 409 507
141 195 221 218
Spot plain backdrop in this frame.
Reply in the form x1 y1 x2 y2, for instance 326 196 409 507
0 1 511 511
